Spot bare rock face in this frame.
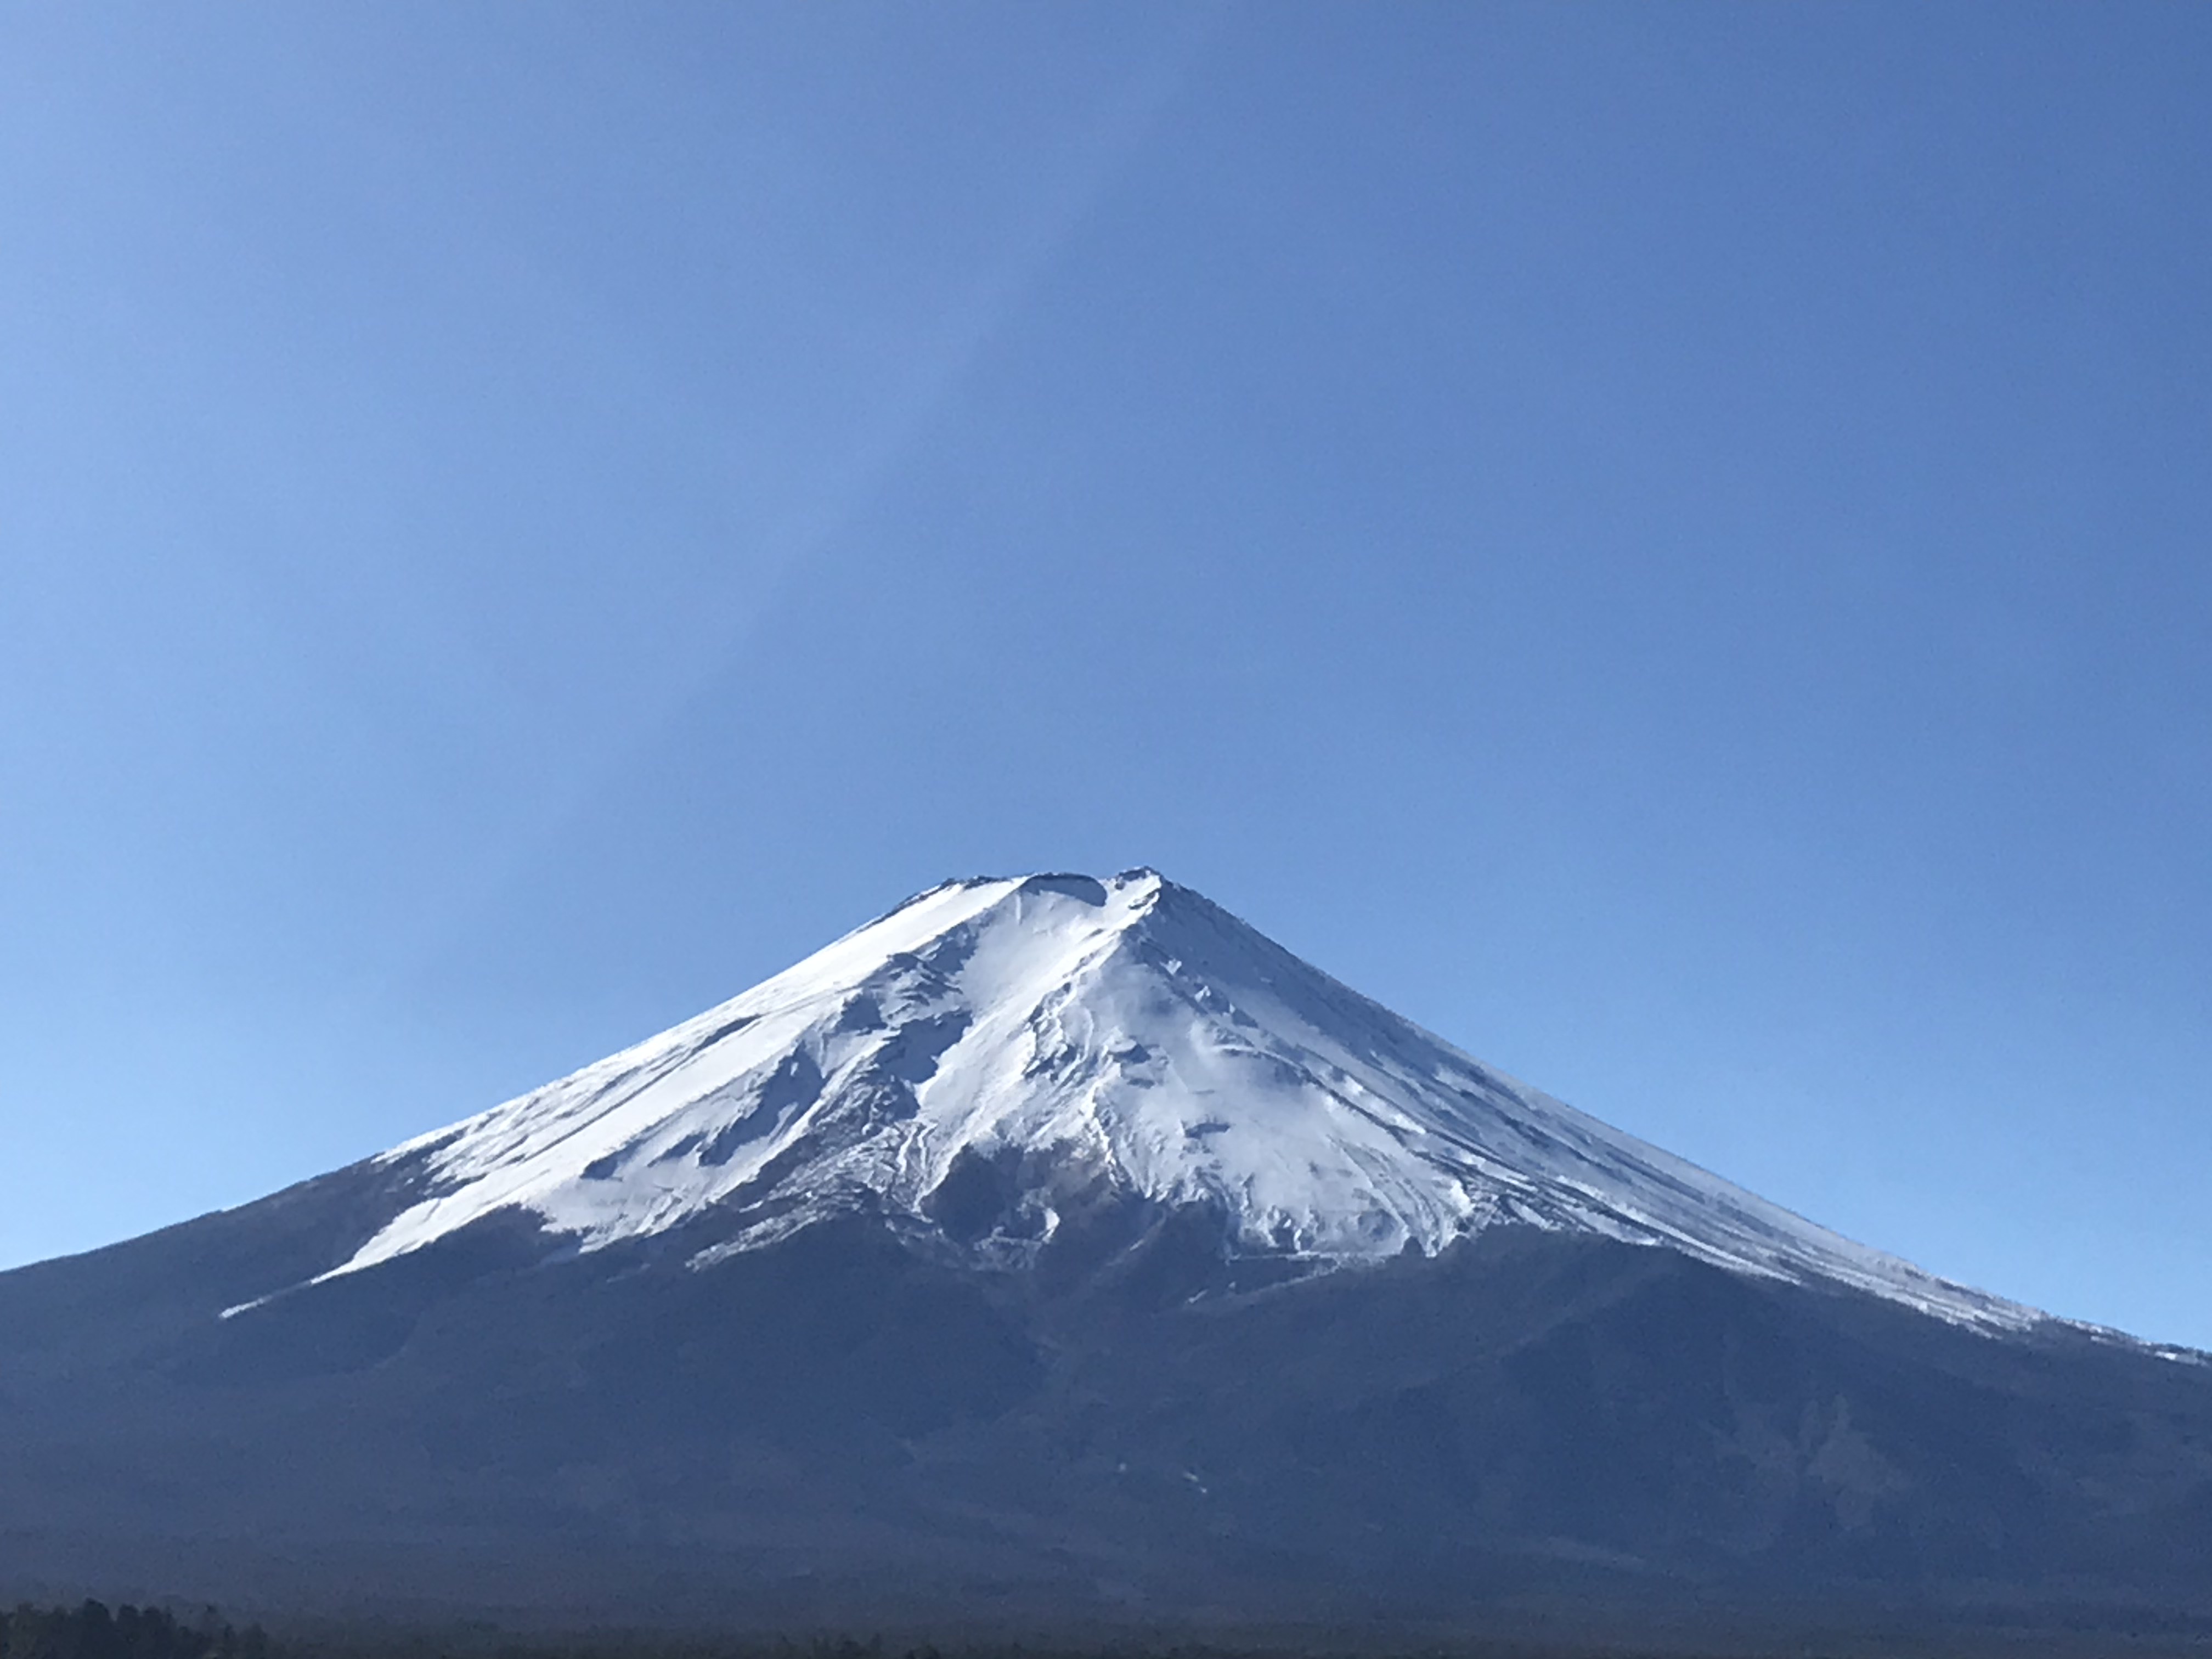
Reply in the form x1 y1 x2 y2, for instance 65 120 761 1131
2 872 2208 1640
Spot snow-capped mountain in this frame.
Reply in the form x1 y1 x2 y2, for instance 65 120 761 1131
7 871 2211 1634
316 869 2025 1330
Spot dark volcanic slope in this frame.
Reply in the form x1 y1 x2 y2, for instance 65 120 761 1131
3 1183 2210 1632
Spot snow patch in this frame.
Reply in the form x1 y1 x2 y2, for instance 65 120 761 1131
317 869 2039 1333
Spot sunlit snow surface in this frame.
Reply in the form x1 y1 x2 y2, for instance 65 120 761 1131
328 870 2033 1330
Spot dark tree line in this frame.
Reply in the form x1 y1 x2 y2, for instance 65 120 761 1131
0 1602 269 1659
2 1607 1977 1659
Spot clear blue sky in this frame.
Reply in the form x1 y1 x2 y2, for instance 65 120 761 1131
3 4 2207 1346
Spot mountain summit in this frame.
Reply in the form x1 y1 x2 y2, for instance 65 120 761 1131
6 871 2208 1637
317 870 2018 1328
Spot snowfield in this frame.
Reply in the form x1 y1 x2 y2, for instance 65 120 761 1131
319 870 2035 1331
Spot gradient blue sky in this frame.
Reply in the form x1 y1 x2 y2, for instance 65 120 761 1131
3 4 2208 1346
